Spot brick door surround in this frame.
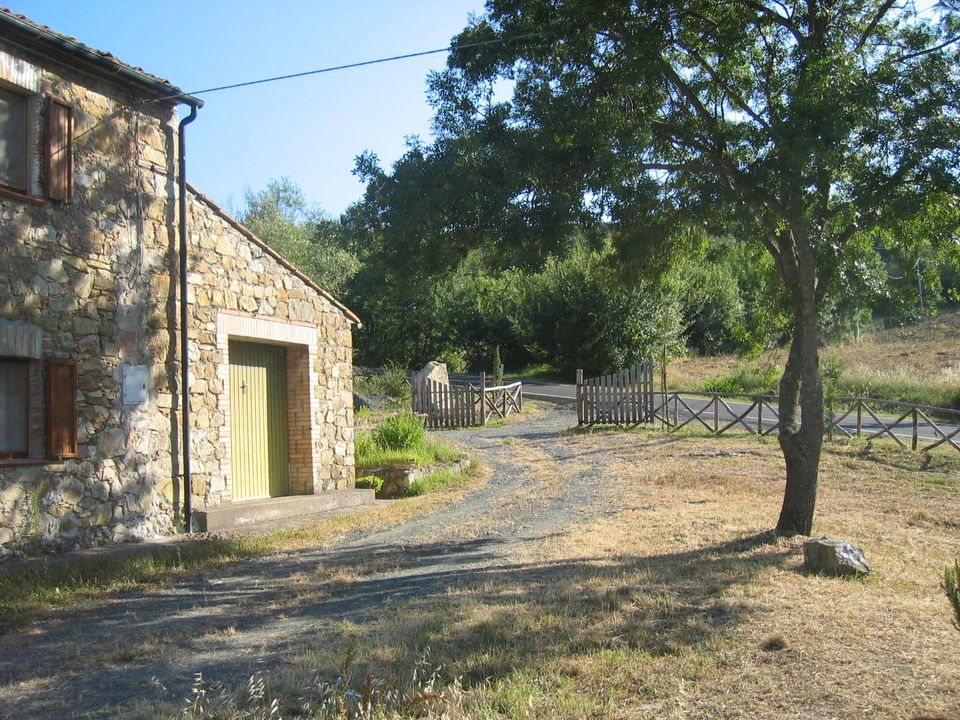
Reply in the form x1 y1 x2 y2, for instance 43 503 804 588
215 312 320 503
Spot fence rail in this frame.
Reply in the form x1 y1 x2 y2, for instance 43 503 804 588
653 390 960 454
576 361 656 426
412 373 522 429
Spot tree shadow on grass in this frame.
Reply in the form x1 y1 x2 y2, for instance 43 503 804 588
0 529 791 718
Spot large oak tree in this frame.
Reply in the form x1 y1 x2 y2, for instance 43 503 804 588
433 0 960 534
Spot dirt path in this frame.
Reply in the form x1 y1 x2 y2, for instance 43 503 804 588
0 404 616 719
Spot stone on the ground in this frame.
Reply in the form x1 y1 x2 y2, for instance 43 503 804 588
412 362 450 415
412 361 449 387
353 392 372 411
803 537 871 576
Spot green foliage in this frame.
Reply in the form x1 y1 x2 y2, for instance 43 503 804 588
354 431 375 464
240 178 359 296
698 364 783 395
377 363 412 401
355 363 412 403
356 438 461 471
520 240 683 376
675 237 790 356
372 412 425 452
407 467 468 497
354 474 383 493
945 559 960 631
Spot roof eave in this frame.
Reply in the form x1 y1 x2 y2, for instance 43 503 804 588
0 10 202 107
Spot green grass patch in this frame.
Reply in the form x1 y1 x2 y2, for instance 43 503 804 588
696 362 781 395
836 371 960 410
507 363 570 383
356 437 461 470
407 465 475 496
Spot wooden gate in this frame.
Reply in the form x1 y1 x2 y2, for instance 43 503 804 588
577 360 656 426
412 377 478 429
412 373 523 429
228 341 290 500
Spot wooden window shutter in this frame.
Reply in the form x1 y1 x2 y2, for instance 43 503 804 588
46 360 77 459
45 97 73 201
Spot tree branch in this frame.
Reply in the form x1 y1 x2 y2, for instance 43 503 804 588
733 0 805 43
677 42 774 134
896 35 960 62
855 0 897 51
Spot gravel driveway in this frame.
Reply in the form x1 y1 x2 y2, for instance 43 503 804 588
0 403 623 718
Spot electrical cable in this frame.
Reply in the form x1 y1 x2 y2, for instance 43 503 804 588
155 31 541 101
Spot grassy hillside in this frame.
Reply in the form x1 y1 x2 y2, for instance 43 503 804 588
669 310 960 409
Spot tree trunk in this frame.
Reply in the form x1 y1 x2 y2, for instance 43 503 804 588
775 225 825 536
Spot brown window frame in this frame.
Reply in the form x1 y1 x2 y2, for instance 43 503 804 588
0 358 30 459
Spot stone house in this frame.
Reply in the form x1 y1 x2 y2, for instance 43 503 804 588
0 10 364 552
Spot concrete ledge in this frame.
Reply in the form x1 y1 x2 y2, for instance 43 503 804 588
193 490 376 533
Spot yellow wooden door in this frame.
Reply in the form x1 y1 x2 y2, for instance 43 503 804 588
228 341 289 500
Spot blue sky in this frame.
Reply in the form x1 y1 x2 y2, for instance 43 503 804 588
13 1 487 216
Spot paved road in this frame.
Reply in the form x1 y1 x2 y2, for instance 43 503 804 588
489 377 959 447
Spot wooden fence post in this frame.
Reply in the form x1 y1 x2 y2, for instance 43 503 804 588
576 369 583 425
480 372 487 426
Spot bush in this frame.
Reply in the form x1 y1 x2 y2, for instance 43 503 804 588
354 431 375 465
945 559 960 631
373 412 425 451
699 363 782 394
378 362 412 400
354 474 383 493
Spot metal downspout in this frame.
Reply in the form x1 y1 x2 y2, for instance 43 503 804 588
178 102 200 530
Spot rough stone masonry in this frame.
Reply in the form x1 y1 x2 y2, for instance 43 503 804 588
0 32 356 554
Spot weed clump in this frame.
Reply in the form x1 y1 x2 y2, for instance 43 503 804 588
373 412 426 451
945 559 960 631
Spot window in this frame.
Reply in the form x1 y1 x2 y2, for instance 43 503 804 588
0 88 73 202
0 86 27 193
0 358 77 462
0 359 29 458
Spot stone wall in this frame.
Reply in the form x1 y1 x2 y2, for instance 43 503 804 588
185 188 356 510
0 42 355 555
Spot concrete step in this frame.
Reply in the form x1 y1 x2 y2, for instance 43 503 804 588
193 490 376 533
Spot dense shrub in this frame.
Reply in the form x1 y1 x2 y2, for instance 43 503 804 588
373 412 425 451
945 559 960 631
520 241 682 376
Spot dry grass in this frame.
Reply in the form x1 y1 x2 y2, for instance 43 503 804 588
0 458 484 634
131 430 960 720
668 310 960 408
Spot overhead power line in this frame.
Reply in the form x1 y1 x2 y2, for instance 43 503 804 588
162 31 540 101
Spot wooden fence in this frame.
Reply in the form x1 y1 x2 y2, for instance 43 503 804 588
576 361 656 426
825 396 960 453
654 390 960 454
480 378 523 424
656 391 780 436
412 373 523 429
